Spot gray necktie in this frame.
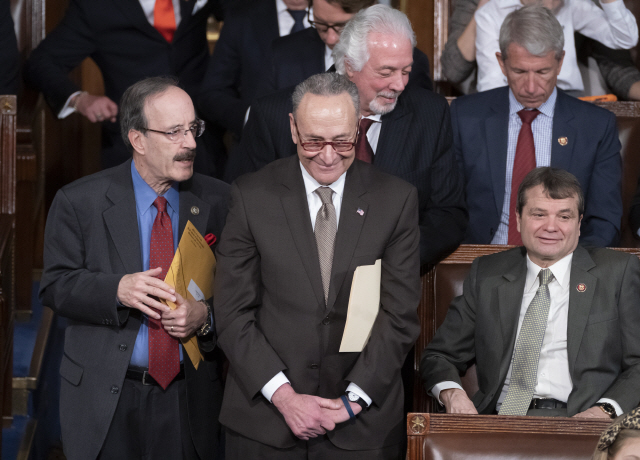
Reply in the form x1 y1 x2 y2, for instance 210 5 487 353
314 187 337 304
499 268 554 415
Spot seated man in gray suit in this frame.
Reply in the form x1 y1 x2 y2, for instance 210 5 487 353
421 167 640 419
39 77 229 460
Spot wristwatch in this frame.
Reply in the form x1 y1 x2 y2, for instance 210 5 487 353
346 391 368 411
596 402 616 419
196 300 212 337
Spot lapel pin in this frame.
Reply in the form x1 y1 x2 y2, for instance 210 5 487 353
576 283 586 292
191 206 200 215
558 137 568 146
356 208 364 216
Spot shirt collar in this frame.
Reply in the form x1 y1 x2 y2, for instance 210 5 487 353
276 0 312 17
508 87 557 119
299 161 346 200
524 251 573 292
361 114 382 122
131 160 179 216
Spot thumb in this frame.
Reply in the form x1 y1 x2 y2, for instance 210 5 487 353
318 398 343 410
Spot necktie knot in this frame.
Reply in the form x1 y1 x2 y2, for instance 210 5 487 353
359 117 375 133
288 9 306 33
518 108 540 125
315 187 333 205
538 268 553 286
153 196 168 213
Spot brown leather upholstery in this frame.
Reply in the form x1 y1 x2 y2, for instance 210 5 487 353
407 413 610 460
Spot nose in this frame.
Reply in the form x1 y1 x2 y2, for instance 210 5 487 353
389 72 407 93
317 143 339 163
324 29 340 48
183 128 197 149
524 72 536 94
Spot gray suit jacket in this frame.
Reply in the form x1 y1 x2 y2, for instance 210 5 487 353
39 160 230 460
421 245 640 415
214 156 421 449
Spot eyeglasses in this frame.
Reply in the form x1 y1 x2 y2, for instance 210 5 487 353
294 119 357 153
308 20 347 34
142 119 205 143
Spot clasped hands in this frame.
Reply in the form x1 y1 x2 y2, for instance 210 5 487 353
271 384 363 440
116 267 207 337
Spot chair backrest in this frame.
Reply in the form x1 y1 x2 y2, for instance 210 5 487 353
432 0 451 86
407 413 610 460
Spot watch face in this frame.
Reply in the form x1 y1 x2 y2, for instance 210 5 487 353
348 392 358 402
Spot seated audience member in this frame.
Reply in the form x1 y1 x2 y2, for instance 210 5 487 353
197 0 311 141
475 0 638 93
24 0 225 174
214 71 421 459
0 0 18 94
236 5 468 267
421 167 640 419
452 6 622 247
442 0 640 100
261 0 432 94
592 407 640 460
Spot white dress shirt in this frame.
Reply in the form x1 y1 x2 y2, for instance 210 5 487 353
325 44 334 71
475 0 639 93
491 88 556 244
275 0 312 37
260 163 372 406
362 114 382 154
432 252 622 416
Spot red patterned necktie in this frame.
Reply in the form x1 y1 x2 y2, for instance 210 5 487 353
355 118 375 163
508 109 540 245
154 0 177 43
148 196 180 390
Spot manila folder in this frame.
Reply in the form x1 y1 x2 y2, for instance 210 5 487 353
339 259 381 352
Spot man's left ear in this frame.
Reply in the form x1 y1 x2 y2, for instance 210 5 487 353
129 129 145 155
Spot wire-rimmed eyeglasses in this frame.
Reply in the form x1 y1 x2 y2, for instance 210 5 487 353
142 118 205 143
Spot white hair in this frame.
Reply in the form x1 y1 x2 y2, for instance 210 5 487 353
333 4 416 75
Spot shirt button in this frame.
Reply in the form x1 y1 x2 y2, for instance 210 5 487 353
110 385 119 394
322 317 330 325
309 364 319 369
119 344 127 352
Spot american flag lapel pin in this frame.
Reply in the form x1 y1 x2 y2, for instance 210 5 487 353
357 208 364 216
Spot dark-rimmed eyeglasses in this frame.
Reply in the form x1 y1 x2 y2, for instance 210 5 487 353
308 19 347 34
142 119 205 143
294 119 357 153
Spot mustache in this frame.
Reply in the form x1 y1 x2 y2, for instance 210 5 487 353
377 90 402 99
173 149 196 162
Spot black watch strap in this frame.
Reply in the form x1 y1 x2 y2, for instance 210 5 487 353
596 402 616 419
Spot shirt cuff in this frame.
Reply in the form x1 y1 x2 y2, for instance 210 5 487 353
261 371 290 402
597 398 623 417
244 106 251 126
58 91 83 119
431 381 464 405
346 382 372 407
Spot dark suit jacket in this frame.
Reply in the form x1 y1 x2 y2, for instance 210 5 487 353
234 84 468 266
0 0 18 94
39 160 230 460
260 26 433 95
213 156 421 449
421 245 640 416
197 0 283 137
24 0 224 172
451 86 622 247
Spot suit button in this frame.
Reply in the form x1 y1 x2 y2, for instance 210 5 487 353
110 385 119 394
322 317 330 325
119 344 127 352
309 364 319 369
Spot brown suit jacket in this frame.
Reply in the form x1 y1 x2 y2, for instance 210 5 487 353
214 156 421 449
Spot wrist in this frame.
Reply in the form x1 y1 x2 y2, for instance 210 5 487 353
70 91 87 111
271 383 294 407
195 300 212 336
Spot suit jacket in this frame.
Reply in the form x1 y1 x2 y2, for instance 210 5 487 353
260 26 434 95
451 86 622 247
39 160 230 460
421 245 640 416
24 0 224 172
213 156 421 449
197 0 282 137
233 84 468 266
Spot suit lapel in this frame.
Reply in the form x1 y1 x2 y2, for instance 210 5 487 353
550 91 577 172
174 0 198 40
326 162 368 311
279 158 326 307
375 96 412 172
252 0 280 43
566 246 597 375
486 89 510 217
103 160 143 274
111 0 163 42
178 177 210 238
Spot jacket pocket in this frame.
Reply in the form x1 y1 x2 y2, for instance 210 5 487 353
60 353 84 386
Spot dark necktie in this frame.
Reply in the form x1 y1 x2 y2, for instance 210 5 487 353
148 196 180 390
508 109 540 245
355 118 375 163
288 9 306 34
154 0 177 43
314 187 337 305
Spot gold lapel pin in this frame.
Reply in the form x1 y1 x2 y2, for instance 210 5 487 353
191 206 200 215
558 137 568 146
576 283 586 292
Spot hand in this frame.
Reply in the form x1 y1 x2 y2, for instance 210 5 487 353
271 384 341 440
73 92 118 123
161 292 208 338
440 389 478 414
116 267 174 319
573 406 613 419
320 397 363 424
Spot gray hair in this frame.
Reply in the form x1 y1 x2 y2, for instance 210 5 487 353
291 73 360 119
120 76 180 152
499 6 564 61
333 4 416 75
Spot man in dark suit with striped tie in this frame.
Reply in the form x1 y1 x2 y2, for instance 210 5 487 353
235 5 467 267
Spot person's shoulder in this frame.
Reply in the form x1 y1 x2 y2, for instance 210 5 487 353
452 86 508 111
252 85 295 113
354 160 417 196
584 246 639 266
556 90 615 121
234 156 294 189
272 27 320 54
190 173 231 196
58 161 128 199
473 246 526 274
399 85 448 111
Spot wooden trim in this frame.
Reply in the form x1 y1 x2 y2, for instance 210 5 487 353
594 101 640 118
432 0 449 83
0 96 17 215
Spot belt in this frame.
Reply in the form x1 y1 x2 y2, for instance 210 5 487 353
529 398 567 410
125 364 185 386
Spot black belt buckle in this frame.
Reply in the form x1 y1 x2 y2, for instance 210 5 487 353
141 370 153 386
